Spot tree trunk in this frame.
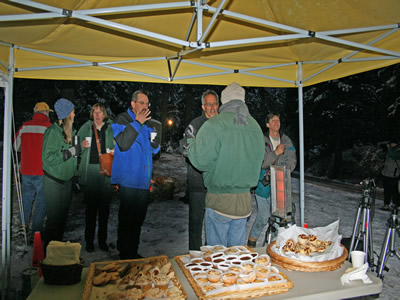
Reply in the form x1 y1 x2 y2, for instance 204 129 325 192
160 86 169 144
331 122 342 179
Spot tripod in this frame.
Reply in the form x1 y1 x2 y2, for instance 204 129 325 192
377 207 400 279
348 178 376 270
263 203 296 246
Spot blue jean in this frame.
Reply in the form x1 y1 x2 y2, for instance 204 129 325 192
205 208 247 247
21 174 46 233
249 194 271 240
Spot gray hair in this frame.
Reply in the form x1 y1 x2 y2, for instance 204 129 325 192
201 89 219 105
131 90 148 102
265 112 280 123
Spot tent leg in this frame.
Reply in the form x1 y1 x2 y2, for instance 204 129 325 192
297 62 305 227
1 46 14 300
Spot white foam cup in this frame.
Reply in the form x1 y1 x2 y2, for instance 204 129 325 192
150 132 157 142
350 250 365 268
85 137 92 146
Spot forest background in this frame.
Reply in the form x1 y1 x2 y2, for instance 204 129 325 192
2 63 400 185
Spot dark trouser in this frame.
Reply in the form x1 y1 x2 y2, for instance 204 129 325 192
43 175 72 249
382 175 400 206
84 164 112 246
117 186 149 259
188 191 206 250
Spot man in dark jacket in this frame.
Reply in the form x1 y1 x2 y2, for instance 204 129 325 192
381 141 400 210
181 90 219 250
111 90 160 259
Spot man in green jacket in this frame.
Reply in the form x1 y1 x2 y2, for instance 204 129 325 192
188 82 265 247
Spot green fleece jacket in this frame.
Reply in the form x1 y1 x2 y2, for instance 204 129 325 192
188 104 264 217
77 119 115 186
188 106 265 194
42 123 78 181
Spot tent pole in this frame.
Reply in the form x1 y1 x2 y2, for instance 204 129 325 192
297 62 305 227
1 45 14 300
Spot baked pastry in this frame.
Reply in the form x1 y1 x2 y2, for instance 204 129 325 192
212 245 226 252
286 239 296 251
124 288 144 300
166 286 183 298
202 283 217 293
207 269 222 283
241 263 255 272
144 287 164 299
298 234 309 245
228 265 243 274
106 292 126 300
153 274 170 291
255 255 270 265
195 276 209 284
224 247 240 255
255 265 269 278
222 272 238 284
239 270 256 283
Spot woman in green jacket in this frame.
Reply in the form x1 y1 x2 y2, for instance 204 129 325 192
77 103 114 252
42 98 79 248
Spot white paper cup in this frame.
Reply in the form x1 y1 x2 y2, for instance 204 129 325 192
85 137 92 146
351 250 365 268
150 132 157 142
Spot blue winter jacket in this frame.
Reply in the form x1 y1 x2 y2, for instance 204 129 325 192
111 108 160 189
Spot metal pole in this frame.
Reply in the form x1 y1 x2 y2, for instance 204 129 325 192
1 45 14 300
297 62 305 226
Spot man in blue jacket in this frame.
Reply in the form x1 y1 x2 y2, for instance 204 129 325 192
111 90 160 259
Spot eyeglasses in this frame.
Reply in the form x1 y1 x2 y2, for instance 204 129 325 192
204 103 218 107
137 101 151 107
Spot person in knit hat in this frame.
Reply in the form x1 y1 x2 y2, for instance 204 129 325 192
14 102 53 241
42 98 81 248
188 83 265 247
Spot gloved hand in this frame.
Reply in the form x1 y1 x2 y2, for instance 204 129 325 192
62 144 81 161
185 125 196 139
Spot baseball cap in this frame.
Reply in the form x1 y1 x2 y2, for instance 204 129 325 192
34 102 53 112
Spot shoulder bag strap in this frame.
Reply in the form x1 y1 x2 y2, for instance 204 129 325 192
93 123 101 156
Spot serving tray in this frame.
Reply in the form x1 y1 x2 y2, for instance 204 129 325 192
81 255 187 300
174 246 293 300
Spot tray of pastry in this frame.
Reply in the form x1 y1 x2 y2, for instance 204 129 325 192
81 255 187 300
174 245 293 300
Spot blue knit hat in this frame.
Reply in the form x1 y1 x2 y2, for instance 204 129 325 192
54 98 74 120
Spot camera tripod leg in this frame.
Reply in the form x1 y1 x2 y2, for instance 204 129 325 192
348 206 362 259
263 217 277 246
377 226 393 278
364 207 375 268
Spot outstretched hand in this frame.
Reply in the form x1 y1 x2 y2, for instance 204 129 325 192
136 109 151 124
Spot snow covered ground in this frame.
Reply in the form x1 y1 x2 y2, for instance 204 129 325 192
3 152 400 299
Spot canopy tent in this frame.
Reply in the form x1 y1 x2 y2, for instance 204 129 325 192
1 0 400 297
